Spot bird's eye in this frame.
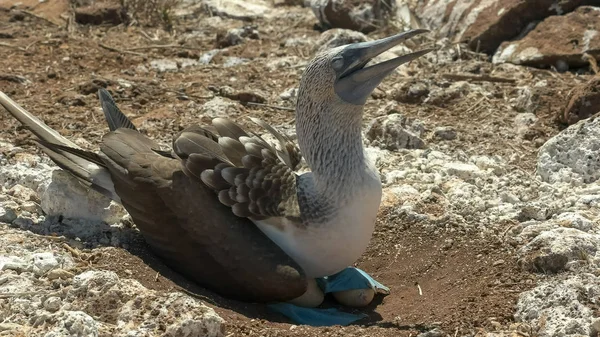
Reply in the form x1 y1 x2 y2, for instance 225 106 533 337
331 57 344 71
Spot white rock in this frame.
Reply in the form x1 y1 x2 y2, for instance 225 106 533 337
433 126 457 141
515 274 600 337
202 0 271 20
30 252 60 276
365 114 425 150
199 49 220 64
7 184 38 202
280 87 298 101
149 58 199 72
444 162 480 180
514 112 538 137
518 228 599 273
0 205 17 223
472 155 506 175
41 170 124 224
538 117 600 184
0 158 55 194
222 57 249 67
201 97 242 119
118 293 225 337
44 311 99 337
0 256 28 273
44 296 62 312
554 212 594 232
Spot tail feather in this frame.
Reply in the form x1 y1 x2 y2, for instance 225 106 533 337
98 89 137 131
0 91 78 148
0 91 120 202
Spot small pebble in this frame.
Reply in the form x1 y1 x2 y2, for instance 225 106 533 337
434 126 457 141
44 296 62 312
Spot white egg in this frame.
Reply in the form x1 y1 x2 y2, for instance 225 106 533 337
332 288 375 307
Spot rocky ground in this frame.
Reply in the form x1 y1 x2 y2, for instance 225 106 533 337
1 0 600 336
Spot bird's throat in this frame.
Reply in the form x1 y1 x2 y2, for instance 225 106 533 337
296 105 370 198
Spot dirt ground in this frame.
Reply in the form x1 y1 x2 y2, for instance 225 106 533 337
0 1 590 336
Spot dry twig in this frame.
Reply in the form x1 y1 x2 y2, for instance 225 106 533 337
127 44 203 51
246 102 295 111
583 53 599 74
0 42 25 51
441 73 516 84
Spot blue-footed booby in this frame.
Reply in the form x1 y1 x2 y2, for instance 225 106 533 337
0 29 431 314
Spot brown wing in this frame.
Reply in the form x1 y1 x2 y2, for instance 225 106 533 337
0 90 307 302
173 118 303 222
98 129 307 302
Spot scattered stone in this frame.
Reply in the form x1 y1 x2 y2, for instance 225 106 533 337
561 76 600 125
309 0 395 33
0 256 28 273
280 87 298 101
515 274 600 336
555 212 593 232
202 0 271 21
510 86 539 113
416 327 445 337
517 228 599 273
365 113 426 150
424 82 470 106
7 184 39 202
57 93 87 107
444 162 480 181
392 81 430 104
47 268 75 280
217 86 267 104
215 26 260 48
433 126 457 141
514 113 538 138
0 206 18 223
74 0 127 26
493 7 600 68
537 115 600 184
77 79 109 95
199 49 220 65
149 58 199 72
223 57 249 67
44 296 62 312
314 28 368 54
417 0 595 54
45 311 99 336
518 202 554 222
201 97 243 119
117 292 225 336
31 252 60 276
0 323 23 333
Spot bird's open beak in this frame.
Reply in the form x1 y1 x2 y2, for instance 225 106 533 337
335 29 434 105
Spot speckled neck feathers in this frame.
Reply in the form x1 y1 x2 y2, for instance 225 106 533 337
295 53 374 200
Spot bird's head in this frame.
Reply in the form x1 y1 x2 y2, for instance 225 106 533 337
298 29 433 108
295 29 434 177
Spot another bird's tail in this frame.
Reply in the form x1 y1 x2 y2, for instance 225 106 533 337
0 90 127 202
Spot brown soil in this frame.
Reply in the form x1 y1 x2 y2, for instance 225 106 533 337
0 0 590 335
90 211 534 336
